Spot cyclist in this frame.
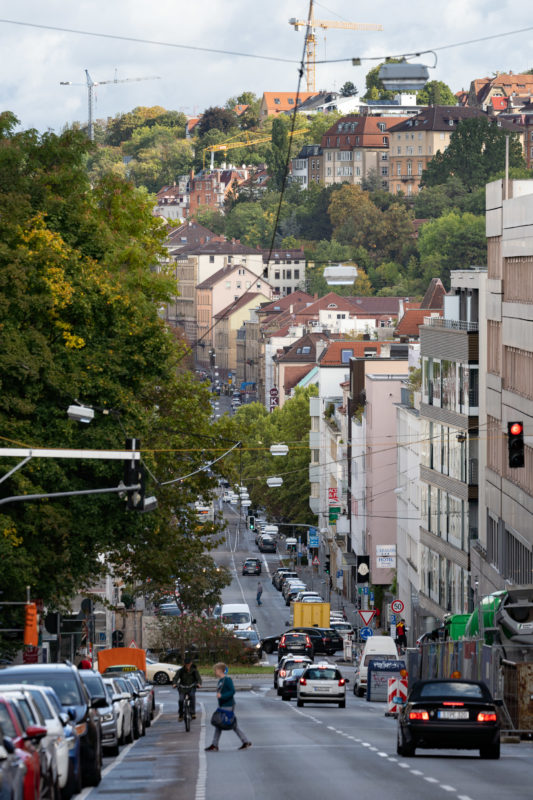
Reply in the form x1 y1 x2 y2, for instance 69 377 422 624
172 655 202 720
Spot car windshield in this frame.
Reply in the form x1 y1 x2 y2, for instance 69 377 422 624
80 673 106 697
306 668 339 680
416 681 486 699
0 671 83 706
222 613 250 624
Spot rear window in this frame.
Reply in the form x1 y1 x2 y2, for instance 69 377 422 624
0 703 16 737
305 668 339 680
0 671 83 706
222 612 250 624
416 681 487 700
364 654 397 666
284 634 307 643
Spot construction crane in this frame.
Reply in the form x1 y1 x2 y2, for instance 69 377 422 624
289 0 382 92
60 69 161 141
203 128 309 171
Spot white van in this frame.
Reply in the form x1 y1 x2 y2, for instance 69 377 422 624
220 603 255 632
353 635 399 697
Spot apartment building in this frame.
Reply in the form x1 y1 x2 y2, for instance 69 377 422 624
214 292 271 378
475 179 533 596
320 115 409 189
153 179 189 221
188 168 249 216
388 107 523 196
261 248 306 296
290 145 322 188
418 269 485 622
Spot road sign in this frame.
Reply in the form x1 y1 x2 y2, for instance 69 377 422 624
363 586 369 595
360 627 373 641
390 614 396 624
391 599 404 614
312 555 320 566
358 610 375 626
129 639 138 648
308 527 319 547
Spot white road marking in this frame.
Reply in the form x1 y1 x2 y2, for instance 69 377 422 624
440 787 456 793
424 777 439 783
195 702 207 800
398 763 410 768
377 752 388 757
261 554 271 576
410 770 424 776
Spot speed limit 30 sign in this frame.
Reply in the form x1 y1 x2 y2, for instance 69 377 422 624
391 599 404 614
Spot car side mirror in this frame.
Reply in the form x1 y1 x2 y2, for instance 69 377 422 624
345 678 350 683
59 712 69 726
25 725 47 742
252 619 257 625
67 707 77 721
91 696 108 709
2 737 15 755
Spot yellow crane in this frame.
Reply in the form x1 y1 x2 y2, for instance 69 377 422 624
289 0 382 92
203 128 309 170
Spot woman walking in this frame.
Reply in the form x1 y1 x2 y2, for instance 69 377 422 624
205 662 251 751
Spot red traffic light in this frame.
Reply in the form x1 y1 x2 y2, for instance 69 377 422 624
509 422 523 436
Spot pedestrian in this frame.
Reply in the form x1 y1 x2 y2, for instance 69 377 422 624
172 655 202 720
256 581 263 606
342 606 348 621
396 618 407 652
77 659 92 669
205 663 251 751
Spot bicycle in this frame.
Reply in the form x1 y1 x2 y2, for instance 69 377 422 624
176 684 197 732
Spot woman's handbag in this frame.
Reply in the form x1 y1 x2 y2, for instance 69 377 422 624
210 708 236 730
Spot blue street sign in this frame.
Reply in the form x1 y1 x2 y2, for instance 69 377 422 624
363 586 369 595
99 632 106 642
390 613 396 624
370 591 374 602
360 627 373 640
308 527 319 548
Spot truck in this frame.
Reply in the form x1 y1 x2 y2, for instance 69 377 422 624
291 601 330 628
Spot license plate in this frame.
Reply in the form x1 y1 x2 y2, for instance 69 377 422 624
438 710 469 720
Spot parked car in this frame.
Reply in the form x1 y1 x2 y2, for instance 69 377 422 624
41 687 82 798
297 662 348 708
285 585 309 606
242 558 262 576
113 678 144 740
271 568 291 587
102 677 133 746
1 683 71 799
282 581 306 601
275 572 299 591
397 679 501 759
125 676 152 729
78 670 119 757
0 663 103 788
0 720 24 800
0 693 44 800
257 535 276 553
277 632 314 662
274 655 313 694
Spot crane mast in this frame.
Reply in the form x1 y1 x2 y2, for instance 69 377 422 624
289 0 382 92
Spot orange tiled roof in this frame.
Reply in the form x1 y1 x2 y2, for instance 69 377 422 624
262 91 318 115
318 340 383 365
395 309 443 337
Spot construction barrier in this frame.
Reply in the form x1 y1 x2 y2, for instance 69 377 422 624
385 677 408 717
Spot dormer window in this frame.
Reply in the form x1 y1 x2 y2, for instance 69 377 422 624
378 122 386 132
327 303 338 309
288 98 294 104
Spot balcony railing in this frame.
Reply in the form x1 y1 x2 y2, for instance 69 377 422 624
424 317 479 332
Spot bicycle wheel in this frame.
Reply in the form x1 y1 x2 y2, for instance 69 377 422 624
184 702 191 732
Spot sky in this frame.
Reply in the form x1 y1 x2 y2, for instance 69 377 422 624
1 0 532 134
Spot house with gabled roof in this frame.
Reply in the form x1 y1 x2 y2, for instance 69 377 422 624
259 91 319 119
196 265 273 365
214 292 272 377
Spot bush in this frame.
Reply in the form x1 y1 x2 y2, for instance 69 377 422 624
150 615 258 665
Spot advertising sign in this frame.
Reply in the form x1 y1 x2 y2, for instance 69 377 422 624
307 527 319 548
376 544 396 557
367 659 407 702
376 556 396 568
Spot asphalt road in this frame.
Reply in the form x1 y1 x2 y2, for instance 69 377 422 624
82 516 533 800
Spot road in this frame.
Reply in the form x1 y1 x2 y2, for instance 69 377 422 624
83 514 533 800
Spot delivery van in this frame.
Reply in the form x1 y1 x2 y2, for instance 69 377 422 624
220 603 255 632
353 635 398 697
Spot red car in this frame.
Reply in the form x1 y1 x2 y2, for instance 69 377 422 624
0 694 47 800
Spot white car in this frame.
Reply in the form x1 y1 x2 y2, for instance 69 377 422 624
330 621 355 638
294 591 322 602
145 657 180 685
103 677 134 744
296 662 348 708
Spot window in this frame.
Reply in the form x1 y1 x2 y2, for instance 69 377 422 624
336 137 340 146
294 269 300 279
397 163 401 176
356 136 360 145
225 281 231 289
418 146 422 154
397 147 401 154
327 167 332 176
209 255 215 263
381 167 388 176
288 98 294 104
418 132 422 139
339 151 352 161
406 146 413 155
378 122 386 132
428 145 432 154
381 152 388 160
301 346 311 354
327 137 330 146
418 162 423 175
275 271 280 280
246 281 251 289
236 282 241 289
274 98 280 105
341 348 353 363
355 166 361 176
440 132 445 139
407 161 412 175
286 270 292 279
396 184 401 192
383 136 388 145
256 283 262 289
397 134 401 140
327 152 332 161
355 151 362 161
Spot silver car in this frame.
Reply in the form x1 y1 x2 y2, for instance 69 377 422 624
114 678 144 739
103 677 133 745
78 671 120 756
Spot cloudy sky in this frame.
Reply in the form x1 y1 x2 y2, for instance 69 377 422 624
0 0 532 133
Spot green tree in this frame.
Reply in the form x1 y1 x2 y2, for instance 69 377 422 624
417 211 486 288
224 202 272 247
197 106 238 136
422 116 524 190
417 80 457 106
0 113 230 616
267 117 290 191
340 81 358 97
193 207 226 235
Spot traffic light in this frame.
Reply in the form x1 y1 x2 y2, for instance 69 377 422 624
24 603 38 647
124 438 145 510
507 421 525 468
112 630 124 648
325 557 330 575
248 516 256 531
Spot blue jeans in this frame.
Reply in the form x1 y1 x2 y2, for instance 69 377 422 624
256 592 262 605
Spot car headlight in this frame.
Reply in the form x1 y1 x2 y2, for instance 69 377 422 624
101 712 114 722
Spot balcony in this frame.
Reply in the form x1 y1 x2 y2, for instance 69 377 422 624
424 317 479 332
309 465 321 483
309 430 320 448
309 496 320 514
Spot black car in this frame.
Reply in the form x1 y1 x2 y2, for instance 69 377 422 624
0 663 103 786
262 627 342 656
280 667 307 701
397 679 501 759
242 558 261 576
277 632 314 661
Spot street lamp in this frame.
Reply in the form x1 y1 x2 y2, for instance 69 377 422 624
67 404 95 423
324 264 357 286
267 477 283 488
270 444 289 456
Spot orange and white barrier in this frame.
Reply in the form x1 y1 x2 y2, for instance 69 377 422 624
385 677 408 716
